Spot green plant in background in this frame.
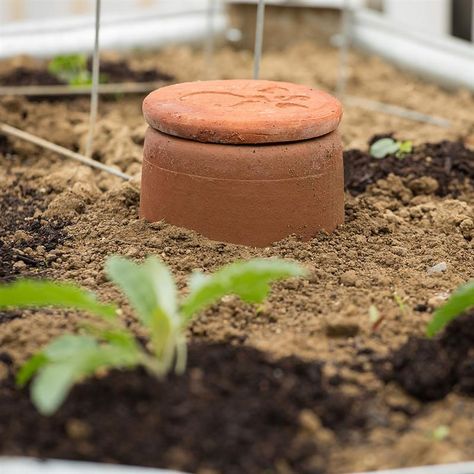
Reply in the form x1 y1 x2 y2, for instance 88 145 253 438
393 292 409 317
427 280 474 337
48 54 93 86
370 137 413 159
430 425 450 441
0 256 305 415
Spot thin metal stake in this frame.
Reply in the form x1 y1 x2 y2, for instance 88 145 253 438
205 0 217 78
85 0 101 158
253 0 266 79
0 122 131 180
346 95 451 128
336 0 351 97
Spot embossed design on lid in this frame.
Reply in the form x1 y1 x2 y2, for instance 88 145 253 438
143 79 342 144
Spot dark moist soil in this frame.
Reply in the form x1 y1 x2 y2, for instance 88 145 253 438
344 140 474 197
378 310 474 401
0 315 472 474
0 60 174 87
0 134 14 157
0 343 366 474
0 183 69 282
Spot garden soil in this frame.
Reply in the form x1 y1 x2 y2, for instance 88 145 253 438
0 40 473 474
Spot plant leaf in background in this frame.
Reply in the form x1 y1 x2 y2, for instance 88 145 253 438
181 259 306 321
0 280 117 319
369 138 413 159
370 138 400 159
397 140 413 157
427 280 474 337
48 54 92 86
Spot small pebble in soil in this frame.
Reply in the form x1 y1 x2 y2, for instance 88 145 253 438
340 270 358 287
428 292 450 308
326 321 360 338
12 260 27 270
427 262 447 274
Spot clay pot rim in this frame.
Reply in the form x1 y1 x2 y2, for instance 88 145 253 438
143 79 343 145
144 126 342 180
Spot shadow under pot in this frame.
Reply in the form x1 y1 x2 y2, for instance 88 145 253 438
141 79 344 247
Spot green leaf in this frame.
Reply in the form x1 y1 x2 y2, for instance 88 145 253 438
0 280 117 318
44 335 98 359
32 362 80 415
427 280 474 337
17 335 96 387
369 138 400 159
181 258 306 321
48 54 92 86
397 140 413 157
17 353 48 387
94 328 140 350
106 256 177 326
106 256 179 367
29 335 141 415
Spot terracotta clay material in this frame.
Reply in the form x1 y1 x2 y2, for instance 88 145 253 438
141 79 344 247
142 79 342 144
141 128 344 247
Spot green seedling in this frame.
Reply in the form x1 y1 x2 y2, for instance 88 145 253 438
0 256 305 415
427 280 474 337
431 425 450 441
368 304 384 331
393 292 409 317
48 54 93 86
370 138 413 159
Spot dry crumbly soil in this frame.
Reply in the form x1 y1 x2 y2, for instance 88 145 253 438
0 39 474 474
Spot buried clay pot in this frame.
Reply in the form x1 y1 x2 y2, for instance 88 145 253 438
141 79 344 247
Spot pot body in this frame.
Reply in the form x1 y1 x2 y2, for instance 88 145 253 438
140 127 344 247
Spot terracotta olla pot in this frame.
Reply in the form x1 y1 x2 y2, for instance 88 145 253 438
141 79 344 247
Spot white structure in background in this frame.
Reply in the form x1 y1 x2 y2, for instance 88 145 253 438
0 0 208 22
350 7 474 91
0 0 226 58
0 0 473 89
384 0 451 36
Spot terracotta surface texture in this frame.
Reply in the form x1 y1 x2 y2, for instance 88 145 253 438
142 79 342 144
140 127 344 247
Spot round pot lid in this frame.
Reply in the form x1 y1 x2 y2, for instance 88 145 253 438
143 79 342 144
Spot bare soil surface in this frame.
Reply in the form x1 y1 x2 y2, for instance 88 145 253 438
0 41 473 473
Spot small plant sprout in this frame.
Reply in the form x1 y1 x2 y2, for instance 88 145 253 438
48 54 96 86
0 256 305 415
427 280 474 337
370 137 413 159
393 292 409 317
368 304 384 331
431 425 450 441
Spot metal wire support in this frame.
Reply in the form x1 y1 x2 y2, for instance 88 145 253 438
0 81 169 97
336 0 351 97
253 0 266 79
205 0 218 78
346 95 451 128
85 0 101 158
0 122 131 181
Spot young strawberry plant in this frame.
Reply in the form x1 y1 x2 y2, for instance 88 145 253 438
0 256 305 415
427 280 474 337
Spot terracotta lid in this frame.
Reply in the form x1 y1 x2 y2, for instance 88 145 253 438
143 79 342 144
